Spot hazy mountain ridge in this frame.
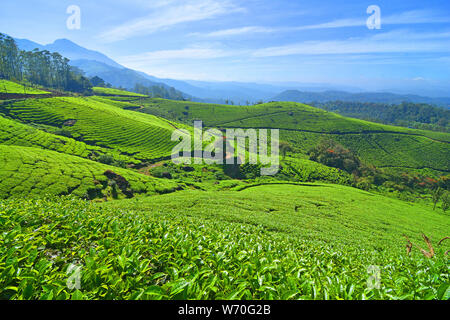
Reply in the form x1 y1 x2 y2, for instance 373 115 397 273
273 90 450 107
12 36 450 107
14 37 123 68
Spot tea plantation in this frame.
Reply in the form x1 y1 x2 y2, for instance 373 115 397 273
0 79 50 95
136 98 450 173
0 86 449 300
0 97 183 162
1 185 449 300
0 145 180 199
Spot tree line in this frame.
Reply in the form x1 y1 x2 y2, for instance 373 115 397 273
311 100 450 133
309 137 449 209
133 83 186 100
0 33 92 94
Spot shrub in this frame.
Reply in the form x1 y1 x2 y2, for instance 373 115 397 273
98 154 115 165
309 138 361 174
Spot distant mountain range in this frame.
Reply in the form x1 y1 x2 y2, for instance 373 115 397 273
272 90 450 107
14 38 123 68
12 36 450 107
14 37 188 95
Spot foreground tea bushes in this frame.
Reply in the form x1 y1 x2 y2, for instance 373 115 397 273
0 197 448 300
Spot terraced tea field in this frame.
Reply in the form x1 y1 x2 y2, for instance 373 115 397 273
0 145 180 199
279 157 353 185
0 114 100 158
0 87 448 301
139 99 449 140
0 79 50 95
92 87 147 97
138 99 450 173
0 113 138 165
109 183 450 251
0 97 183 162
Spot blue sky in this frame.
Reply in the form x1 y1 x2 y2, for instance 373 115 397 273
1 0 450 93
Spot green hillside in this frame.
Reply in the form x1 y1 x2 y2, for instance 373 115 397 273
0 89 448 301
0 79 50 95
92 87 147 97
0 114 99 158
136 99 450 173
0 97 183 162
109 183 449 252
1 185 448 300
0 144 180 199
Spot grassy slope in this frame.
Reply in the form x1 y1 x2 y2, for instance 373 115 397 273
0 93 448 300
0 114 138 164
0 144 180 199
0 79 51 95
0 97 183 162
92 87 147 97
139 99 449 139
1 186 448 300
2 95 447 171
138 99 450 172
109 184 449 252
0 114 99 158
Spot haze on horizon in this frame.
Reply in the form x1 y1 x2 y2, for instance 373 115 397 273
1 0 450 96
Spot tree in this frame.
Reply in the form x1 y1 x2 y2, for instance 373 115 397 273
309 137 361 174
442 192 449 213
0 33 92 94
90 76 106 87
279 141 293 160
432 187 444 211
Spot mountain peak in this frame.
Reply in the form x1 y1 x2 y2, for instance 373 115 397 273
36 38 123 69
49 38 82 49
52 38 75 44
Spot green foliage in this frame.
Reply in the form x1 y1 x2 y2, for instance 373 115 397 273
1 97 183 162
309 137 361 174
90 76 107 88
0 35 449 302
135 99 450 173
279 157 353 185
0 145 180 199
0 79 50 95
0 114 136 165
442 192 449 212
312 101 450 133
0 33 92 94
1 185 448 300
133 83 186 100
92 87 147 97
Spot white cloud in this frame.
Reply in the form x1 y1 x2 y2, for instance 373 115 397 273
191 26 276 37
370 29 450 41
99 0 243 42
190 9 450 39
118 30 450 69
252 31 450 57
383 9 450 24
294 9 450 31
120 46 236 62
